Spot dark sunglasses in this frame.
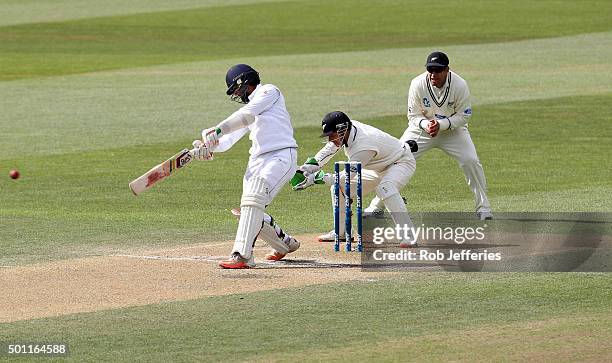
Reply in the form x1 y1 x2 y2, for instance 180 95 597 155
427 66 446 74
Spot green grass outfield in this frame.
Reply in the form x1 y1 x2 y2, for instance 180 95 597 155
1 274 610 361
1 0 611 361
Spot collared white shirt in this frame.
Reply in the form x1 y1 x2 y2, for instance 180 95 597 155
216 84 298 157
407 71 472 132
315 120 412 172
243 84 297 157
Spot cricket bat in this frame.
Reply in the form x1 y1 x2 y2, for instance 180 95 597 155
129 148 196 195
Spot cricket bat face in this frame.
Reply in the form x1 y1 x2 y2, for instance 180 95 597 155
129 148 193 195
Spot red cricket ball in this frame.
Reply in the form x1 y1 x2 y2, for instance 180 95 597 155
9 169 20 179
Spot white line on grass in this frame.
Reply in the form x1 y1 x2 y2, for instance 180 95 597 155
114 254 364 269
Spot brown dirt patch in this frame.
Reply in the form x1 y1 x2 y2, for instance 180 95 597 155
0 235 392 323
2 231 607 323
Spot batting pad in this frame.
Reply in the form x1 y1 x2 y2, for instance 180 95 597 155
232 206 264 259
232 177 271 258
258 213 290 254
241 176 272 208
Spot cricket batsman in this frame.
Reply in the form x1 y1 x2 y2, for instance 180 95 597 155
192 64 300 269
292 111 419 248
365 51 493 220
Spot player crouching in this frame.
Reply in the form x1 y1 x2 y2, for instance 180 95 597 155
292 111 419 248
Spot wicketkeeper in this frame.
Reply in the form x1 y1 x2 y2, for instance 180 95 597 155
192 64 300 269
292 111 418 247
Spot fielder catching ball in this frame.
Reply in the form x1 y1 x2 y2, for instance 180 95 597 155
292 111 419 248
192 64 300 269
366 51 493 220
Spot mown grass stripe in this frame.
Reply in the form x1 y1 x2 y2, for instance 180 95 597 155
0 274 609 361
1 0 610 80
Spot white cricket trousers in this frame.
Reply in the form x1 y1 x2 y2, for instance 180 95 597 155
243 147 298 204
401 126 491 212
231 147 298 258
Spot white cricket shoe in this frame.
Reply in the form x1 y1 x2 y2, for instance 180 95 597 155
476 209 494 220
317 230 355 242
318 230 340 242
363 197 406 219
363 205 385 219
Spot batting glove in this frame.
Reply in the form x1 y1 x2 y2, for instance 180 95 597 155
192 140 213 161
202 127 222 150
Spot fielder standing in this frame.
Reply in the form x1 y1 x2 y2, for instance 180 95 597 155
293 111 418 247
366 51 493 220
193 64 300 269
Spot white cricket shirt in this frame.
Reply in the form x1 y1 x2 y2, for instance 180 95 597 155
242 84 297 157
315 120 412 173
407 71 472 132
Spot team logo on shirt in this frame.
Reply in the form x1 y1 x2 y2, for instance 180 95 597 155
423 98 431 107
464 108 472 115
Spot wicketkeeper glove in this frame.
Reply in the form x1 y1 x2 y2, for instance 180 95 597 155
299 157 321 174
290 170 327 190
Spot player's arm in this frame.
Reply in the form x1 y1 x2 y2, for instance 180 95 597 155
437 83 472 131
313 141 340 167
291 142 340 190
307 150 374 186
203 127 249 153
304 143 373 175
193 124 249 160
202 110 255 149
203 85 280 148
297 141 341 175
349 150 375 166
292 150 375 190
407 79 428 131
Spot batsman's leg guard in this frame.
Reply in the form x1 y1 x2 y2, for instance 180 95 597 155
258 213 291 254
232 177 271 259
233 207 264 259
376 181 417 246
